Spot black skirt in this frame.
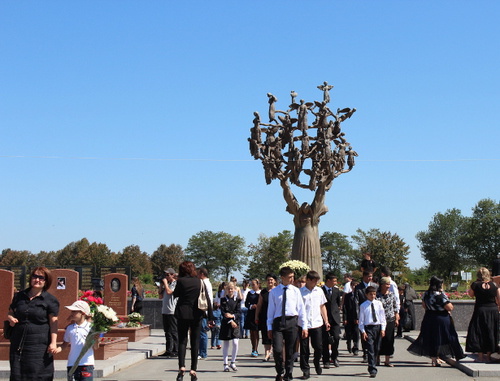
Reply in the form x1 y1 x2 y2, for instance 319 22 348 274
10 322 54 381
466 304 499 353
379 320 395 356
407 310 465 360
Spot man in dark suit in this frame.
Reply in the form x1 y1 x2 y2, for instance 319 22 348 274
342 280 360 355
354 271 378 362
321 272 342 368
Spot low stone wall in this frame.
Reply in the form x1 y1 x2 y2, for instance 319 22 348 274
134 298 477 331
413 299 475 331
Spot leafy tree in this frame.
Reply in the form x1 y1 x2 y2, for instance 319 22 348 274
416 208 468 280
245 231 293 280
186 230 247 281
406 266 432 287
56 238 91 267
0 249 32 266
320 231 357 278
352 228 409 274
462 198 500 267
33 251 58 267
84 242 117 271
150 244 184 275
117 245 152 277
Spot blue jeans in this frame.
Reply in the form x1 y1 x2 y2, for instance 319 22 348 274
211 325 221 347
199 318 208 358
240 307 249 337
68 365 94 381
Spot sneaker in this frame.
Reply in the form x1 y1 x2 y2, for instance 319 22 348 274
223 365 230 372
230 363 238 371
251 350 258 357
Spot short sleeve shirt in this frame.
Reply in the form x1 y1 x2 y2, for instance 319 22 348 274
162 280 178 315
64 320 94 366
11 289 59 324
423 291 450 311
300 286 327 329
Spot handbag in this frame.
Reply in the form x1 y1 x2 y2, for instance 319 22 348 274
3 320 13 340
198 280 209 312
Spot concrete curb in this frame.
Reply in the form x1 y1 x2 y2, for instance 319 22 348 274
405 332 500 378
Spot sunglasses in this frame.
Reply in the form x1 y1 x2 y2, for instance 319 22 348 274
32 274 46 281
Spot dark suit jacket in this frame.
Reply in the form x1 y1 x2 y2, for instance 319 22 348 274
173 275 213 321
322 285 341 326
354 281 379 309
342 292 358 322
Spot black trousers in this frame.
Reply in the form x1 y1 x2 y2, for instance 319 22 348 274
177 317 202 371
272 316 298 378
364 325 382 375
162 314 178 354
322 323 340 364
300 326 322 371
344 321 359 352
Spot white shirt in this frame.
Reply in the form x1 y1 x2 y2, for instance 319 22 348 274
267 283 307 331
240 288 250 308
300 286 327 329
388 278 400 310
64 320 94 367
343 282 352 294
203 278 213 304
358 299 387 333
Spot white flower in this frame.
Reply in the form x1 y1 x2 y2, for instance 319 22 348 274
280 260 310 273
97 305 119 322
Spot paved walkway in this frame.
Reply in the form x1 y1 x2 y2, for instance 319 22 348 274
1 330 499 380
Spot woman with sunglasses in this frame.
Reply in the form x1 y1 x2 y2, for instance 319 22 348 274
7 267 59 380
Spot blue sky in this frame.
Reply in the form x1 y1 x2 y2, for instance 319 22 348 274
1 1 499 271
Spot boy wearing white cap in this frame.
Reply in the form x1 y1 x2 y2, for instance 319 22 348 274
55 300 95 380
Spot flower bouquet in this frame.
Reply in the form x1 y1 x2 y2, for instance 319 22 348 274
279 260 311 279
126 312 144 328
68 291 119 379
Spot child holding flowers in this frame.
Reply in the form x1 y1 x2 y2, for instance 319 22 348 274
56 300 97 381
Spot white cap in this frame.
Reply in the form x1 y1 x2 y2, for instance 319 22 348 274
65 300 91 316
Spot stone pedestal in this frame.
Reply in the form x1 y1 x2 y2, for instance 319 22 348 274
105 324 151 342
0 269 14 344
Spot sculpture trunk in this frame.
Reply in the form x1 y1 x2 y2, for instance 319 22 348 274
291 222 323 280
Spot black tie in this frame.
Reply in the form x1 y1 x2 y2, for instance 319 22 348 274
281 286 288 327
371 302 377 322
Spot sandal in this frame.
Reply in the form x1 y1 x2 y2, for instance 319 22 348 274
384 362 394 367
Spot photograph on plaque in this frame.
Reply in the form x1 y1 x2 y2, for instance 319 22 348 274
56 277 66 289
111 278 121 293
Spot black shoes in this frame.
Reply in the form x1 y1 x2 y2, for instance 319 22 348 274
301 370 310 380
315 364 322 375
333 359 340 367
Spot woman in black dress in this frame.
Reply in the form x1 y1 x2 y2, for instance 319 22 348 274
407 276 464 366
255 273 277 362
7 267 59 381
465 267 500 362
220 282 241 372
173 261 213 381
244 278 261 357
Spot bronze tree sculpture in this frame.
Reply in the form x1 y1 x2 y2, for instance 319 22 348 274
249 83 357 279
